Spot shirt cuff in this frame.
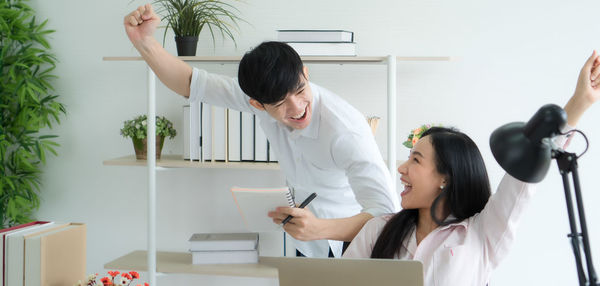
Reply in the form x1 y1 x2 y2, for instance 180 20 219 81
188 68 207 103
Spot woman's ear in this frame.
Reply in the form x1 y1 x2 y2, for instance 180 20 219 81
441 178 449 189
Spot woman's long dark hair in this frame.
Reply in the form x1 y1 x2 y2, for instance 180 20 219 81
370 127 492 258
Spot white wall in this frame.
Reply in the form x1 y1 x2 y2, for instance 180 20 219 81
29 0 600 285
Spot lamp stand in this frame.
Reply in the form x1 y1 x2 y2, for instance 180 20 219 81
553 149 598 286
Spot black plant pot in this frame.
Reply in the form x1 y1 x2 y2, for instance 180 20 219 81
175 36 199 56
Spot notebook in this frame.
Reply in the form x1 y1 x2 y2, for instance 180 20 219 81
230 187 295 232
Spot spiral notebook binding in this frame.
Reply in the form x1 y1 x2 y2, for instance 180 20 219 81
285 189 295 207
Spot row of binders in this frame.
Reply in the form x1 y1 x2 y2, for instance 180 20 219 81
188 233 258 264
1 222 86 286
184 104 277 162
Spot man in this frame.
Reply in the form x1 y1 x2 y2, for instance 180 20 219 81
124 4 399 258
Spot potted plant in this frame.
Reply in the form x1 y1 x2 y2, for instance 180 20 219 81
154 0 244 56
0 0 66 228
120 115 177 160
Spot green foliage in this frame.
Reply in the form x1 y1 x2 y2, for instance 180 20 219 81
0 0 65 228
120 115 177 140
154 0 244 46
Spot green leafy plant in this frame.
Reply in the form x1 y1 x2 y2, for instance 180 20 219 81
120 115 176 140
153 0 244 46
120 115 176 160
0 0 66 228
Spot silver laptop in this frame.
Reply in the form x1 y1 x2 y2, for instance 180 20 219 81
259 256 423 286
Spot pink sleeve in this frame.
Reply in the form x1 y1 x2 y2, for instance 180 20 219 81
343 216 389 258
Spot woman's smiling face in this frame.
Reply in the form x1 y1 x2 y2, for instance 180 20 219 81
398 135 447 211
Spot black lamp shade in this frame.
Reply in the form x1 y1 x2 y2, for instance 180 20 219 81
490 104 567 183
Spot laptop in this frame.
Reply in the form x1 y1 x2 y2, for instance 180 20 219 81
259 256 423 286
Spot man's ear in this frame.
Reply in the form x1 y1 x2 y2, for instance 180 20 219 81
303 66 309 80
249 98 265 111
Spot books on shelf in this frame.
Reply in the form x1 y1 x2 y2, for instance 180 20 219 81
213 106 227 161
191 249 258 264
182 105 278 163
227 109 242 162
277 30 354 43
254 118 268 162
188 233 258 264
287 42 357 57
202 103 212 162
278 29 357 56
241 112 255 161
189 233 258 251
230 187 295 232
1 222 85 286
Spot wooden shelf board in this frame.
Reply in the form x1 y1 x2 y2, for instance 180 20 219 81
104 250 278 278
103 155 280 170
103 56 452 63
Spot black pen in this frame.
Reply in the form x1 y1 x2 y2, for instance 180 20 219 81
282 192 317 226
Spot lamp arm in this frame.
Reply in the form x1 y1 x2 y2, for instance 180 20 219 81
553 149 598 286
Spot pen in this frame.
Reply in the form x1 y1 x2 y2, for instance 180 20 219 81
282 192 317 226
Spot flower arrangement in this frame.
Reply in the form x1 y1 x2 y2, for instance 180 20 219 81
74 271 148 286
403 124 434 148
120 115 176 140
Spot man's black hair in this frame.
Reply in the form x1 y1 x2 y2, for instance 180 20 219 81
238 41 305 105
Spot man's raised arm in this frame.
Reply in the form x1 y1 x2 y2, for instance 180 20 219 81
123 3 193 97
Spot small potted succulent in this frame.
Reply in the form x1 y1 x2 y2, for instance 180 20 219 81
120 115 177 160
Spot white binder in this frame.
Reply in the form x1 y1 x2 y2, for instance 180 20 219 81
227 109 242 162
241 112 255 161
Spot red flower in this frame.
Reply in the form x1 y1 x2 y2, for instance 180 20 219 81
121 273 132 280
145 283 149 286
107 271 120 277
100 277 112 286
129 271 140 279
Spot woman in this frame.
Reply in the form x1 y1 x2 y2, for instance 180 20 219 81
342 51 600 286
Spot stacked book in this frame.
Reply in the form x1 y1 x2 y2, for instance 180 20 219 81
1 221 86 286
183 104 277 163
277 29 357 56
188 233 259 264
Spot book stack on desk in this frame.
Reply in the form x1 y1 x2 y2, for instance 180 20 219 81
277 29 357 56
188 233 259 264
1 221 86 286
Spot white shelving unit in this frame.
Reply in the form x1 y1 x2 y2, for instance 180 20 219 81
103 55 451 284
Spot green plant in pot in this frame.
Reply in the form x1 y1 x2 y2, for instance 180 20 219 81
154 0 244 56
0 0 66 228
120 115 176 160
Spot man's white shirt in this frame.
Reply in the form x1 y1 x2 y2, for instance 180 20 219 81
189 68 399 257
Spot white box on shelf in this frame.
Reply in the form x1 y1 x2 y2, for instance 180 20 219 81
191 249 258 264
277 30 354 42
286 42 357 56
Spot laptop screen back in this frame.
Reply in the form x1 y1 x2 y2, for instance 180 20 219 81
259 256 423 286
